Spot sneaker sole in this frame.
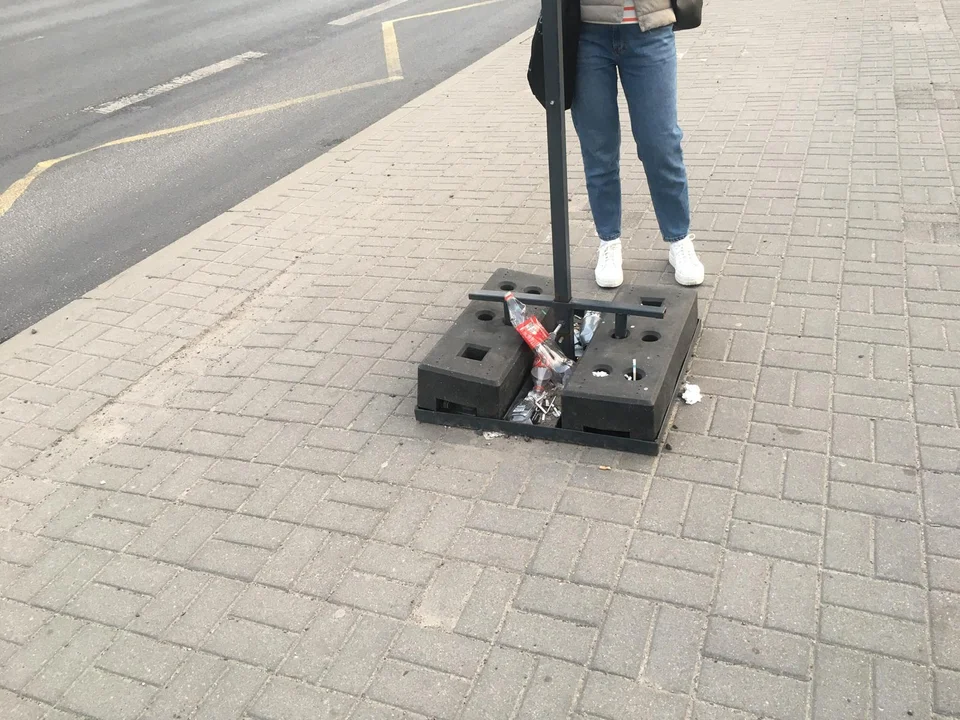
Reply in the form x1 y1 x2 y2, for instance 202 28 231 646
674 274 703 287
595 275 624 289
668 258 704 287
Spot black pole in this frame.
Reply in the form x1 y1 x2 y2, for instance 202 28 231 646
540 0 576 358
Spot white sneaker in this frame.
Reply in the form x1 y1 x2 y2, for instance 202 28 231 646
595 239 624 289
668 235 705 286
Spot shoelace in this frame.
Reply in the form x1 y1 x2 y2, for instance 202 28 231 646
673 234 698 263
598 242 620 265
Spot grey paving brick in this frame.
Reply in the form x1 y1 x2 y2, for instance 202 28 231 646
831 458 919 493
195 661 267 720
783 451 826 504
321 612 399 695
823 571 926 622
204 615 295 669
571 465 648 499
697 660 808 720
97 632 184 686
811 643 871 720
639 477 689 534
390 626 486 679
189 538 271 581
250 676 356 720
931 591 960 671
150 507 224 565
515 656 584 720
875 517 925 585
500 609 596 664
874 656 931 720
461 646 534 720
573 522 630 588
766 560 818 637
22 622 116 704
448 528 536 573
734 494 821 533
233 584 317 632
692 700 760 720
820 603 928 663
518 459 573 511
704 617 813 680
684 485 735 544
531 515 589 581
216 513 292 550
620 560 715 611
257 526 327 589
272 474 332 524
331 571 419 619
728 520 819 564
658 454 740 489
411 496 471 555
579 671 687 720
307 499 383 536
375 488 434 545
456 566 520 641
931 554 960 594
0 599 51 644
468 502 548 540
645 604 707 694
355 542 439 586
514 575 608 626
351 700 430 720
64 581 150 627
280 601 356 683
935 668 960 717
164 575 244 647
412 560 481 631
824 508 871 574
714 552 769 625
368 659 471 720
558 487 642 526
0 614 82 691
924 472 960 528
831 414 874 460
60 667 157 720
293 532 362 598
629 532 721 575
829 481 919 521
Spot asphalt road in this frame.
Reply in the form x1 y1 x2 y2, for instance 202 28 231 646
0 0 540 342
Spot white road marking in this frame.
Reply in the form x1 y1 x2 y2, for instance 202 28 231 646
86 51 267 115
330 0 411 26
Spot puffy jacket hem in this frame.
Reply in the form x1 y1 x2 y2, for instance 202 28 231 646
581 8 677 30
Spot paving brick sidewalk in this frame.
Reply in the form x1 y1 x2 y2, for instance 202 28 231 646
2 0 960 717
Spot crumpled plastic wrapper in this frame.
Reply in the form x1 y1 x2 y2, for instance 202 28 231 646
682 383 702 405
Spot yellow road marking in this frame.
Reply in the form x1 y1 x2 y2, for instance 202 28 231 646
382 22 403 79
0 153 87 216
0 77 400 217
0 0 507 218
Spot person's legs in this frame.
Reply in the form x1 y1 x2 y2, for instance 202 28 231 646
572 25 621 242
619 24 703 285
572 25 626 289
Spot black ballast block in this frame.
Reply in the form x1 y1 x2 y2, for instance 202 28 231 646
417 269 555 419
561 285 699 441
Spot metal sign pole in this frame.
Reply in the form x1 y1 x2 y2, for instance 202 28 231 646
540 0 575 357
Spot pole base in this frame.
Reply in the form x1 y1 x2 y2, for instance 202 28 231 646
415 269 700 456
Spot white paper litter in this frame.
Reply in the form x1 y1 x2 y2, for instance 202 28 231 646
593 370 609 378
483 431 506 440
682 383 703 405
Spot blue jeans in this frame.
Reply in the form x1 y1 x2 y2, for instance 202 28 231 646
572 23 690 243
